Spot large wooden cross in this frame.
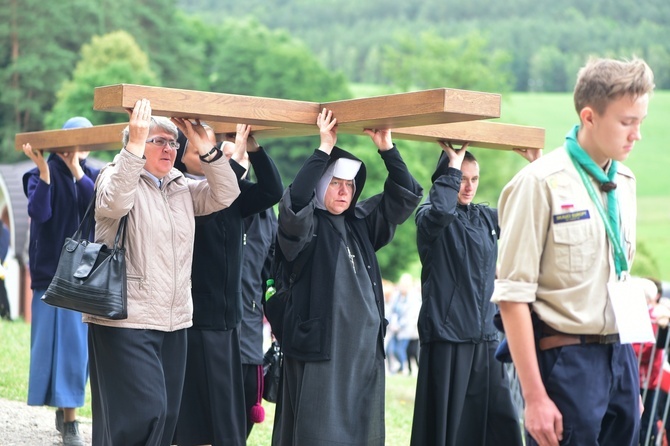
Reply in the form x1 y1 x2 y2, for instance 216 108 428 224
15 83 544 152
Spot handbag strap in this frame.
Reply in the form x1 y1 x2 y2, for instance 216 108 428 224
72 193 96 241
73 190 128 250
112 214 128 250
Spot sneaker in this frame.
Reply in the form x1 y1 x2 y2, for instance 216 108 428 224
55 409 64 433
62 420 84 446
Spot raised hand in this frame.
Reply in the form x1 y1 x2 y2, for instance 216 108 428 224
513 147 543 163
57 151 85 180
171 118 212 157
438 141 469 170
125 98 152 157
317 108 337 154
23 143 50 184
363 128 393 151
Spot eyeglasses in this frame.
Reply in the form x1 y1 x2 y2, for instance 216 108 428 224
146 137 180 150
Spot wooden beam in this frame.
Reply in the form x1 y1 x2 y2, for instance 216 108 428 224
93 84 501 131
323 88 500 131
390 121 545 150
94 84 321 129
15 120 544 153
212 121 544 151
208 122 317 140
17 87 534 152
15 123 126 153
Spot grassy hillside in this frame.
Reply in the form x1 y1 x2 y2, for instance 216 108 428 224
501 91 670 198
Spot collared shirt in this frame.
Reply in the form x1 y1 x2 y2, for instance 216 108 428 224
491 146 636 335
144 170 163 189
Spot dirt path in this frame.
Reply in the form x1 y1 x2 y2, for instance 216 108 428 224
0 398 92 445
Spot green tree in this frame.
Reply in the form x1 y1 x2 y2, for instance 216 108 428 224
529 46 570 92
46 31 159 129
203 17 351 183
381 31 515 93
646 44 670 89
0 0 100 161
0 0 195 161
205 18 349 102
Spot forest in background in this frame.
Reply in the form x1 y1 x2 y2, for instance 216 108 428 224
2 0 668 279
180 0 670 91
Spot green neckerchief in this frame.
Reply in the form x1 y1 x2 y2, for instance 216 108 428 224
565 124 628 278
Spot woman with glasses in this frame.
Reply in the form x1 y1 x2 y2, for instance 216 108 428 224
85 99 240 446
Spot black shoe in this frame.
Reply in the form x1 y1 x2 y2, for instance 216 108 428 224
55 409 64 433
62 420 84 446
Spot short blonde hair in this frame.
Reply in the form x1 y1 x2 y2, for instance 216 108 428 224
573 57 655 116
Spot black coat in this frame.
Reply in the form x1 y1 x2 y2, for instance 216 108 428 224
239 208 277 364
190 148 283 330
278 147 423 361
415 164 500 344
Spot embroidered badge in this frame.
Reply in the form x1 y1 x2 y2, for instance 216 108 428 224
553 210 590 224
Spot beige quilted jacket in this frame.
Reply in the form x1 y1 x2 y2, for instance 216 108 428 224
83 149 240 331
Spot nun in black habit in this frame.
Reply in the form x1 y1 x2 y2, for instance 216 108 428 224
271 108 423 446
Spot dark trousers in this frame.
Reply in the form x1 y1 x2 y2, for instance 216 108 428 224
173 328 246 446
88 324 187 446
242 363 262 437
406 339 419 374
0 279 10 319
528 343 640 446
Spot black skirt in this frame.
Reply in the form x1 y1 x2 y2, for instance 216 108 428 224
173 327 247 446
410 341 523 446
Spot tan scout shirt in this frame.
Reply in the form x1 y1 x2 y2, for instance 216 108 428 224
491 146 636 335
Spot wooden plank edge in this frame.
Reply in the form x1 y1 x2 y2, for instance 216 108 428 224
15 123 127 152
93 84 501 130
213 121 545 151
390 121 546 150
93 84 321 127
322 88 501 121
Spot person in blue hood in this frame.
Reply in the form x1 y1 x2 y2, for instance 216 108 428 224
22 116 100 446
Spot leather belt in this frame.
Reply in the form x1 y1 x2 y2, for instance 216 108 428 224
538 323 620 351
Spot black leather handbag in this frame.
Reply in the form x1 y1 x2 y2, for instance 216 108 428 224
262 340 283 403
42 194 128 320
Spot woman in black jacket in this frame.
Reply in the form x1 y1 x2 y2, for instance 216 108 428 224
410 142 539 446
173 124 284 446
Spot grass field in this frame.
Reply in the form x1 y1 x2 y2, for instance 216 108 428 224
0 319 419 446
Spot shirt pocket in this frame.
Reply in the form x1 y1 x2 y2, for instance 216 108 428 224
552 222 597 272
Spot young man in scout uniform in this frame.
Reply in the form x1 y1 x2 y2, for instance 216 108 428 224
492 57 655 446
